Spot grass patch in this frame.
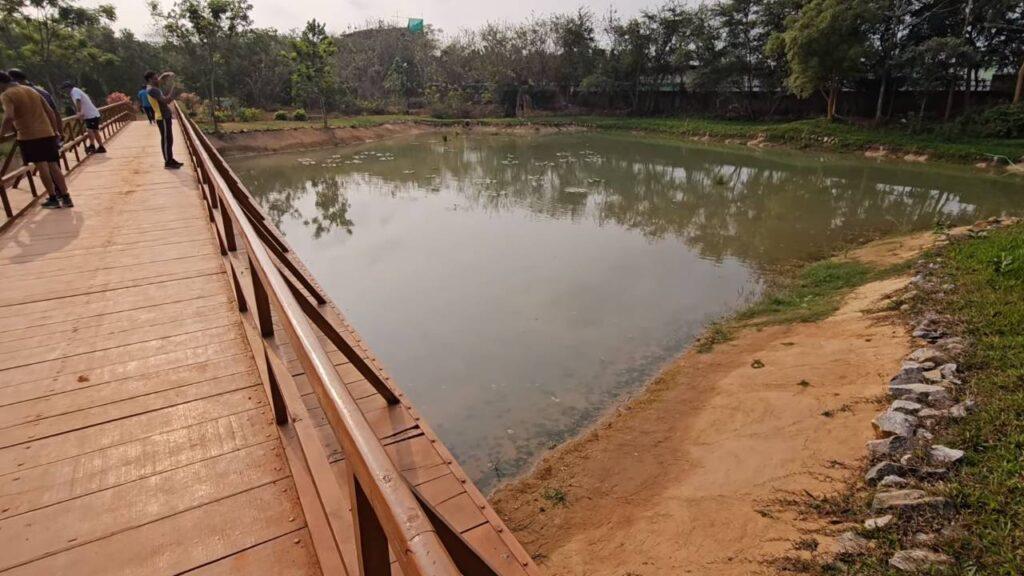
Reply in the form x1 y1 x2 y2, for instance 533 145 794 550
919 224 1024 573
695 321 733 353
803 224 1024 575
540 487 568 507
735 260 873 325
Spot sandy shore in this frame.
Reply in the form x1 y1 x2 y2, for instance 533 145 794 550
491 233 941 575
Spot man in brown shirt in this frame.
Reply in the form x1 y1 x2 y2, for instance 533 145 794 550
0 71 72 208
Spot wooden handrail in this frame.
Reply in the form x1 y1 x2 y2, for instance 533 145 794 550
175 102 464 576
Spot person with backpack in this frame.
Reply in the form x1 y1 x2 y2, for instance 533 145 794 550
137 85 154 124
144 70 183 169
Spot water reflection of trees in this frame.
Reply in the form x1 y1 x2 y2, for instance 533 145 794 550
236 134 1022 265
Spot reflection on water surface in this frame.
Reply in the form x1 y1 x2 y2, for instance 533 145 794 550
232 131 1021 490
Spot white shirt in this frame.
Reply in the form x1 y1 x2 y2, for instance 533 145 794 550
70 87 100 119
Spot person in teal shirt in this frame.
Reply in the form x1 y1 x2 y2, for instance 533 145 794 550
138 86 154 124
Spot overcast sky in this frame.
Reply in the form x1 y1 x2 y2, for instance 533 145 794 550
88 0 671 39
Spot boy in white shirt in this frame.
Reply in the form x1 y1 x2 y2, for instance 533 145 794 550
62 81 106 154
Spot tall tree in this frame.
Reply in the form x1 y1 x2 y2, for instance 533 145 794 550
150 0 252 131
4 0 116 101
769 0 874 120
288 19 337 128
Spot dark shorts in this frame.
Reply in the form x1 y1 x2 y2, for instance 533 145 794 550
18 136 61 164
84 117 101 130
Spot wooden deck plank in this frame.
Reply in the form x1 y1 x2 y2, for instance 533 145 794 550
183 529 323 576
0 370 260 447
0 409 274 520
0 354 252 427
0 339 247 406
0 442 289 570
1 479 306 576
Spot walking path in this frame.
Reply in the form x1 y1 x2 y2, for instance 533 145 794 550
0 122 321 574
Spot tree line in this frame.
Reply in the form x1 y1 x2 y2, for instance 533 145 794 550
1 0 1022 122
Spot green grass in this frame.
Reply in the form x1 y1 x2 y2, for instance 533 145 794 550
735 260 874 325
203 113 1024 164
797 225 1024 575
918 225 1024 574
540 487 568 507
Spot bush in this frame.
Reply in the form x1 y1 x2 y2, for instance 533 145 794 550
972 105 1024 139
105 91 129 105
292 109 308 121
213 109 233 123
177 92 201 112
274 110 289 121
237 107 261 122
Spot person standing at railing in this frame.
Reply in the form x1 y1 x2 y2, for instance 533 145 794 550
0 71 73 209
137 85 155 124
144 70 183 169
61 81 106 154
7 69 58 114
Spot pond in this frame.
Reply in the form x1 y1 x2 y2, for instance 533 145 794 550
231 130 1022 491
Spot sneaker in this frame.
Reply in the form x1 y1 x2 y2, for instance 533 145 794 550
95 146 107 154
85 145 96 154
60 195 74 208
41 196 61 209
165 160 184 169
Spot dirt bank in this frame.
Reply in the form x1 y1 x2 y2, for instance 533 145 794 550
207 122 586 156
492 233 943 575
207 123 435 156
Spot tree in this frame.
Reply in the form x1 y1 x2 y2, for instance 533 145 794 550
4 0 117 101
383 57 412 107
151 0 252 132
769 0 874 120
288 19 337 128
904 36 976 120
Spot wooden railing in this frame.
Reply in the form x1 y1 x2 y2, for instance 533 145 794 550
175 103 509 575
0 99 134 223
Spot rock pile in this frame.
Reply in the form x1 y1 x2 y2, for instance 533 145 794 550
852 218 1021 571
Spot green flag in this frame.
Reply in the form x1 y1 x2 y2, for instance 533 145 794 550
407 18 424 33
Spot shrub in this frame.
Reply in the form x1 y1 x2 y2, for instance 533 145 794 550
177 92 201 112
972 105 1024 139
105 91 129 105
292 109 308 121
274 110 289 121
213 109 233 123
237 107 261 122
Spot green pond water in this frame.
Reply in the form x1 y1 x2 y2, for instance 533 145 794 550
231 131 1022 490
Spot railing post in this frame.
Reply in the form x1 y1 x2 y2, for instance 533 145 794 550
349 473 392 576
0 184 12 218
249 255 274 338
220 200 237 252
264 348 289 425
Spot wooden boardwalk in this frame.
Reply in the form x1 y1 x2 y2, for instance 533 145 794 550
0 120 537 575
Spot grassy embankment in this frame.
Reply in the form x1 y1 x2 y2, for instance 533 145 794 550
830 224 1024 575
694 257 907 352
204 114 1024 165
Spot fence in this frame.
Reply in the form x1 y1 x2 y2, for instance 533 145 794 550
175 102 518 575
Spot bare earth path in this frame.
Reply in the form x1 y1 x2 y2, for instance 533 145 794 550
493 236 938 575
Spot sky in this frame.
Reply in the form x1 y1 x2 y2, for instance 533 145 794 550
89 0 669 39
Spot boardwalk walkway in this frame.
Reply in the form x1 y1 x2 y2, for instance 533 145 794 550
0 120 537 575
0 122 321 574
